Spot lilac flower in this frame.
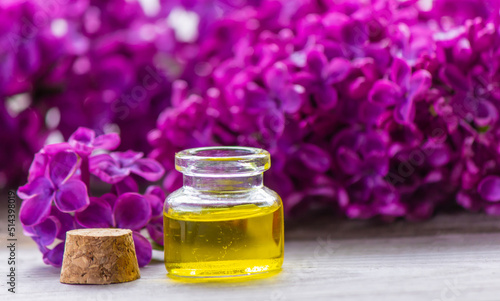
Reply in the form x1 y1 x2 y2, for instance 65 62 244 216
332 128 389 177
478 176 500 202
149 0 500 221
18 126 165 267
439 64 498 128
368 57 432 124
0 104 47 189
90 150 165 184
455 133 500 214
148 90 216 169
144 185 166 246
293 48 351 110
9 0 500 229
18 151 90 226
68 127 120 156
264 62 304 114
23 207 76 267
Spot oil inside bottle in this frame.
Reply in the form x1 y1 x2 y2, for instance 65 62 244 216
164 203 284 277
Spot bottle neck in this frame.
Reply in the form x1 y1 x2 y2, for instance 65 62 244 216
183 174 264 192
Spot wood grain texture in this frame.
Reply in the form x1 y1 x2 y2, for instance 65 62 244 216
2 212 500 300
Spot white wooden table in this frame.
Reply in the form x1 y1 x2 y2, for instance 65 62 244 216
2 212 500 301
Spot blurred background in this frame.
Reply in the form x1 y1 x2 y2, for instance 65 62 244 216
2 0 500 221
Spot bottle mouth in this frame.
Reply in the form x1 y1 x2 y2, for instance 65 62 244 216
175 146 270 177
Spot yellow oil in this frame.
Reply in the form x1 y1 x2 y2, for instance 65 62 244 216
164 203 284 277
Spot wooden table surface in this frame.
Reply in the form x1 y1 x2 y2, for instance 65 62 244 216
2 211 500 301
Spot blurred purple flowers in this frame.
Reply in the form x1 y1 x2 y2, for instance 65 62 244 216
7 0 500 269
18 127 164 267
148 0 500 220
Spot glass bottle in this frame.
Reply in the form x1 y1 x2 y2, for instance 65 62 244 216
163 146 284 278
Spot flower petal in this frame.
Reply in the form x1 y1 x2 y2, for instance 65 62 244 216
130 158 165 181
93 133 120 151
27 153 48 182
346 204 375 219
162 171 183 193
298 144 331 172
18 177 54 199
54 180 90 212
110 150 143 167
25 216 58 246
49 151 79 186
314 85 338 110
478 176 500 202
42 142 72 154
408 70 432 100
391 57 410 87
69 127 96 155
439 64 469 91
280 85 303 114
457 191 478 211
258 108 285 138
114 193 152 230
394 98 416 124
90 154 130 184
324 57 351 84
306 47 328 76
49 207 75 240
265 62 288 93
42 242 65 267
243 82 274 112
19 196 53 227
100 193 118 209
424 144 451 167
336 147 362 175
146 216 164 246
145 185 166 202
368 80 402 106
485 204 500 216
75 197 114 228
475 100 498 127
19 178 54 226
112 176 139 195
132 232 152 267
145 193 163 217
342 19 368 46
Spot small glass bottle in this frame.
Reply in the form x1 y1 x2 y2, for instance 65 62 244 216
163 146 284 278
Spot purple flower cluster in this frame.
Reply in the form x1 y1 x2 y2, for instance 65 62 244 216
0 0 262 188
149 0 500 220
8 0 500 250
18 127 164 267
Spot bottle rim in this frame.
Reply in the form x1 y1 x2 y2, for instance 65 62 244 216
175 146 270 177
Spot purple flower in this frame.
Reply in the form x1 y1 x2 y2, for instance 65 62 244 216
332 127 389 177
144 185 165 246
478 176 500 202
439 64 498 128
264 62 304 114
369 57 432 124
68 127 120 156
0 104 47 189
18 151 90 226
90 150 165 184
18 126 166 267
75 193 153 266
23 207 76 267
10 0 500 229
293 47 351 110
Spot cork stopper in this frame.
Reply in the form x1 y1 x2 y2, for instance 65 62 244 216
60 228 140 284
